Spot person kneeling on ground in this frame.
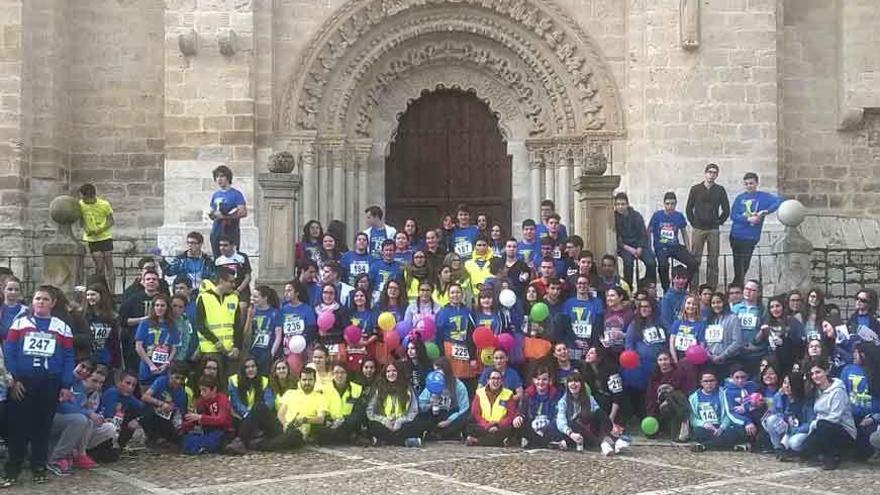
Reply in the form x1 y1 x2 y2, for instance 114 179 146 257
365 361 429 447
688 369 745 452
181 376 234 455
465 369 516 447
556 371 615 455
418 357 470 441
264 366 325 451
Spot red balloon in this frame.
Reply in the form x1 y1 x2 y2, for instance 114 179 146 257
383 330 400 350
343 325 362 345
472 326 496 349
619 350 640 369
685 345 709 366
749 392 764 407
496 333 516 353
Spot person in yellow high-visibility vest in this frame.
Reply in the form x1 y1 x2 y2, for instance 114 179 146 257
465 369 516 447
194 267 243 383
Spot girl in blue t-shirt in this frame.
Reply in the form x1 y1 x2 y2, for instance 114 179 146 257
472 289 508 335
280 279 317 374
0 275 25 342
841 343 880 460
80 283 119 368
346 288 375 373
247 285 282 374
296 220 323 265
134 294 180 385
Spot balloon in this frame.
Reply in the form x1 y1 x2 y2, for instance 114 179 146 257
685 344 709 366
416 316 436 341
530 302 550 323
382 330 400 350
395 320 413 339
287 335 306 354
317 311 335 334
343 325 362 345
426 371 445 395
619 350 640 369
377 312 396 332
496 333 515 353
480 347 495 366
424 342 441 360
749 392 764 407
641 416 660 436
499 289 517 308
473 326 496 349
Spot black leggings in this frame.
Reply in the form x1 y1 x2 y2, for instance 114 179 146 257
422 411 471 440
236 402 283 447
465 423 514 446
141 408 181 444
367 418 430 445
802 420 854 459
568 409 613 447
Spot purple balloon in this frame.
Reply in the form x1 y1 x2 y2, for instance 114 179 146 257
396 320 414 339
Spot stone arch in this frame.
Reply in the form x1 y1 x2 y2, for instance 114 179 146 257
279 0 625 137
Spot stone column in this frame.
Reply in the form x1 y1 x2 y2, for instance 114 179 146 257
575 150 619 257
42 196 86 297
257 171 301 289
529 155 542 218
351 139 372 242
555 146 571 227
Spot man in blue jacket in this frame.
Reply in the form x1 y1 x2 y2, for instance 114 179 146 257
729 173 783 286
614 192 655 289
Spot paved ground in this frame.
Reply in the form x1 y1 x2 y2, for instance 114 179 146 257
6 440 880 494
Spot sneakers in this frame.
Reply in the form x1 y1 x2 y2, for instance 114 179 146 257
549 440 567 451
465 435 479 447
600 440 615 457
0 475 18 488
223 438 247 456
72 453 98 469
520 437 529 448
733 443 752 453
690 443 707 453
677 421 690 443
46 459 73 477
614 436 631 454
822 455 840 471
32 470 49 484
404 437 422 448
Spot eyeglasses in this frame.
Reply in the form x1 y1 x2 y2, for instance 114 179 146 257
186 240 201 245
857 297 869 303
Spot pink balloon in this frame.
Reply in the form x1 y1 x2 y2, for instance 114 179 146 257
749 392 764 407
317 311 335 334
496 333 515 353
383 330 400 350
416 316 436 341
343 325 362 345
685 344 708 366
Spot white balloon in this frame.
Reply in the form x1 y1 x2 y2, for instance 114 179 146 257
287 335 306 354
499 289 517 308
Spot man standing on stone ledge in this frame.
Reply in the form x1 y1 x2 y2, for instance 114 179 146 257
685 163 730 290
208 165 248 257
729 172 783 287
78 184 115 295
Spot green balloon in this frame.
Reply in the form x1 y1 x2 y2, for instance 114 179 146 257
530 302 550 323
425 342 441 361
641 416 660 436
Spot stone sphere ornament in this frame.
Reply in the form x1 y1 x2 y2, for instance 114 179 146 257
268 151 297 173
49 195 81 226
777 199 806 227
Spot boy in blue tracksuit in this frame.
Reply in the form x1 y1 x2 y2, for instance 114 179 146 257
729 172 783 286
513 367 562 448
722 368 761 444
2 287 75 486
100 370 144 450
689 370 745 451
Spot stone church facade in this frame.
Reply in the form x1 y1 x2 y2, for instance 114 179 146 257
0 0 878 267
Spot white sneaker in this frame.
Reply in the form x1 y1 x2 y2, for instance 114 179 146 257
521 437 529 448
614 437 630 454
600 441 614 457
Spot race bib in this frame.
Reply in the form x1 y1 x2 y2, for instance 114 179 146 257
451 343 470 361
604 328 624 347
572 320 593 339
643 326 664 344
350 261 369 276
93 324 111 341
111 412 125 431
454 240 472 257
674 332 696 352
835 325 850 345
253 332 270 348
283 318 305 336
607 373 623 393
326 344 340 355
155 406 173 420
705 324 724 344
23 332 56 357
347 345 366 355
660 227 675 242
698 403 718 423
151 344 171 365
552 247 562 259
739 313 757 329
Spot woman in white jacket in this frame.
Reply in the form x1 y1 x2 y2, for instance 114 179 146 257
802 359 856 470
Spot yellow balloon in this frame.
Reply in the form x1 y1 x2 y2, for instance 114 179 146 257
480 347 495 366
377 311 396 332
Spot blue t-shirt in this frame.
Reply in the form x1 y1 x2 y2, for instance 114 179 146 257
730 191 783 242
279 302 317 347
451 225 480 258
560 296 604 346
393 249 414 266
516 239 541 267
0 303 25 341
147 375 188 412
250 307 281 360
648 210 688 252
134 320 180 383
471 311 506 335
209 187 246 236
536 222 568 244
87 313 116 366
340 250 372 286
349 309 376 338
369 259 402 293
100 387 143 419
669 319 706 355
366 226 395 259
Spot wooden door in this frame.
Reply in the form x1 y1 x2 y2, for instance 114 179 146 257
385 89 512 232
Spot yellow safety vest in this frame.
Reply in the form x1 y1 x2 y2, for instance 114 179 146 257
324 382 363 420
476 386 513 423
197 280 239 353
382 393 409 419
465 255 493 288
228 375 269 410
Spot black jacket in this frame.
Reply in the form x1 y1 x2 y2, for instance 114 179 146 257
685 182 730 230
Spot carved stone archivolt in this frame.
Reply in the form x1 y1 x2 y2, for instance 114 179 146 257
279 0 624 140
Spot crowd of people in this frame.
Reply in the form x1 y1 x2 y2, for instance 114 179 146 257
0 163 878 488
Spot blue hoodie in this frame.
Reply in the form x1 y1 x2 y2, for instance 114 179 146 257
730 190 783 242
689 388 733 429
840 364 880 421
723 378 760 426
660 288 687 330
770 390 812 436
3 313 75 389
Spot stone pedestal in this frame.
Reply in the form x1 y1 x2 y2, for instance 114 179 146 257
42 241 85 296
575 174 621 257
772 227 813 296
257 172 302 289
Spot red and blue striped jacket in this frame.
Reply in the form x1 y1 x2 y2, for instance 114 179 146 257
3 313 75 389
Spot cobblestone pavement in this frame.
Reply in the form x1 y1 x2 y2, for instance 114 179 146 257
5 440 879 494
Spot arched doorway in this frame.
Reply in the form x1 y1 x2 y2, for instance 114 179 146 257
384 89 512 231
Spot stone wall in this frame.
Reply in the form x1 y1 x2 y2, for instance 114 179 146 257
0 0 25 254
67 0 165 251
780 0 880 217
